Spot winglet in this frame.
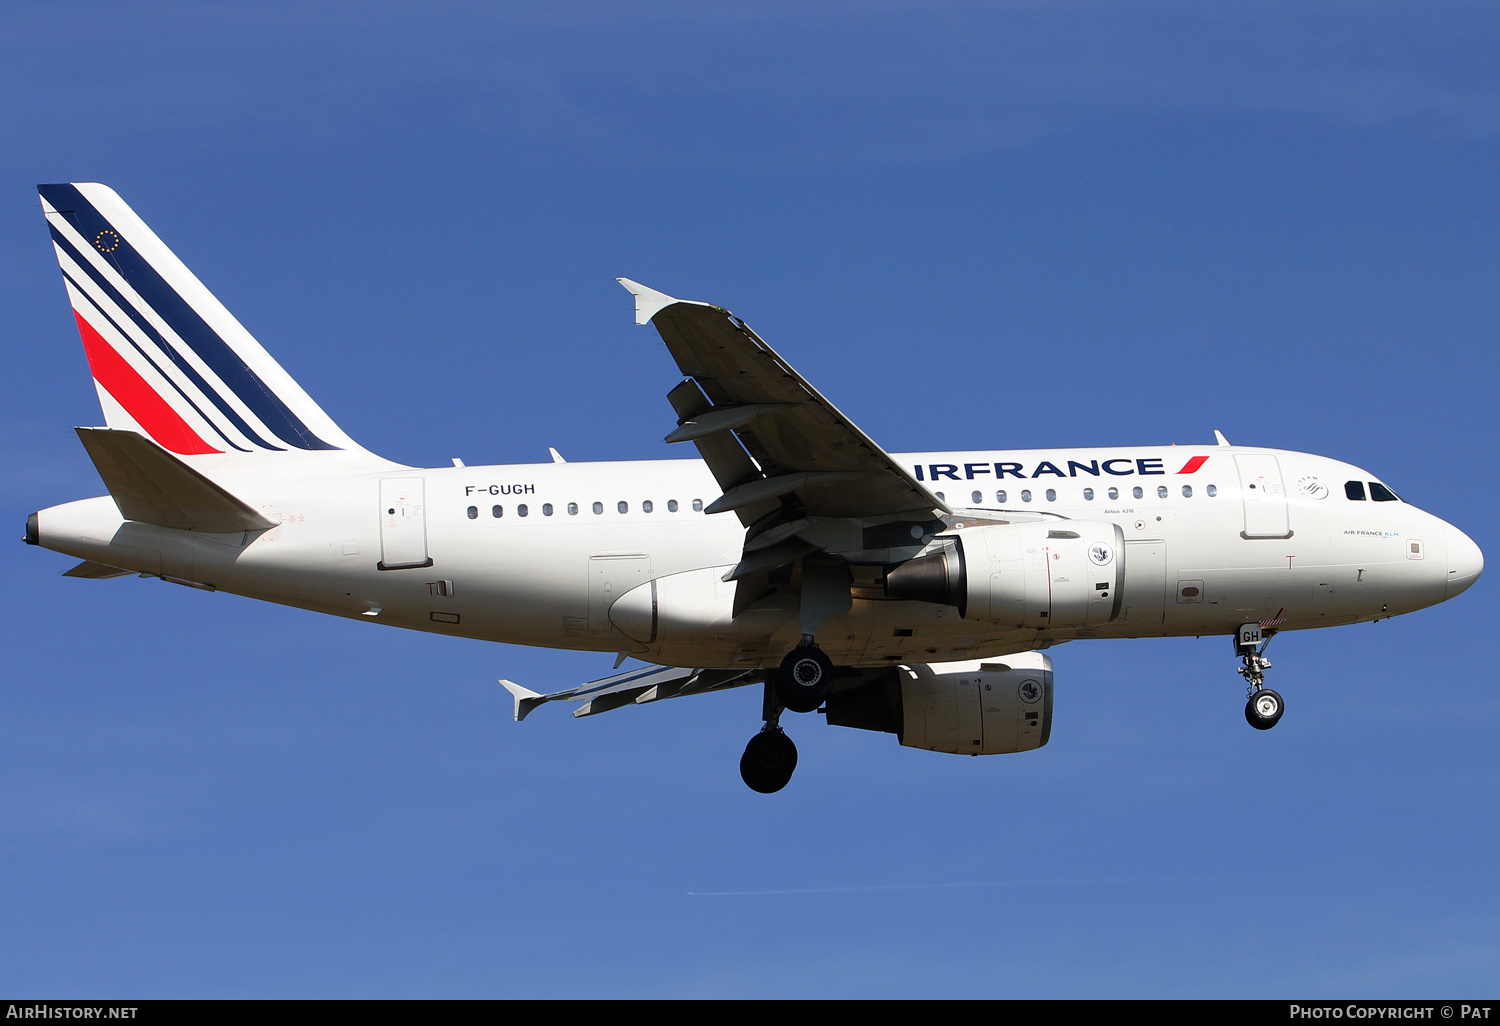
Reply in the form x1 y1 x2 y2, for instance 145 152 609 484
616 278 681 325
498 679 546 722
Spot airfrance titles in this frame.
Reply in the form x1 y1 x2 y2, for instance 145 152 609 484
912 457 1195 482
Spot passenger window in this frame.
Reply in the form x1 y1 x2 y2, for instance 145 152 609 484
643 500 653 513
518 504 529 517
1345 481 1366 501
542 503 554 516
996 490 1007 504
1157 485 1168 499
492 505 503 518
1021 489 1032 502
692 499 703 512
1045 489 1056 502
466 506 477 519
1132 486 1144 499
1182 485 1193 498
567 502 578 516
668 499 679 512
1108 487 1119 500
618 501 629 513
593 501 604 514
1370 482 1399 502
1206 485 1217 497
971 490 982 504
1083 487 1094 500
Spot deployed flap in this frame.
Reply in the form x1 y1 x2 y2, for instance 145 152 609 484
617 279 947 523
75 427 276 532
62 559 133 579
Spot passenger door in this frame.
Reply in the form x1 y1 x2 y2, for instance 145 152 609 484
1235 455 1291 539
379 478 432 569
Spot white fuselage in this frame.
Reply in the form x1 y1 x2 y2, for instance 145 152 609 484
33 443 1481 669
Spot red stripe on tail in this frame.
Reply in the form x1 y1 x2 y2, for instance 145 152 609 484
72 310 221 455
1177 455 1209 474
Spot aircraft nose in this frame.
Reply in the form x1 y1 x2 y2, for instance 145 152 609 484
1446 524 1484 599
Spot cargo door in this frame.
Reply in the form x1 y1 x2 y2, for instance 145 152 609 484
588 552 652 638
379 478 432 569
1120 539 1166 624
1021 539 1051 628
1235 455 1291 539
955 673 984 754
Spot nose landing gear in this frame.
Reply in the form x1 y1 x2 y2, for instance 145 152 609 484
1235 623 1284 730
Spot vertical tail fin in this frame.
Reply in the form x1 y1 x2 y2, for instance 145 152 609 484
39 183 387 473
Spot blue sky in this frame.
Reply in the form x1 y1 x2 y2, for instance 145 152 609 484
2 1 1497 997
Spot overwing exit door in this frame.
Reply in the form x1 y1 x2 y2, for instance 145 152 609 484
379 478 432 570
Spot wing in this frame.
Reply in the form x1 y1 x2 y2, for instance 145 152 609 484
618 280 949 607
500 664 764 721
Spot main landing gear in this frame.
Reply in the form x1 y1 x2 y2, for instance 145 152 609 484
1235 623 1284 730
741 679 799 793
740 558 849 792
739 637 835 793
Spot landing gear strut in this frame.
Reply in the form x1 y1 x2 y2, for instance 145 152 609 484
1235 623 1284 730
741 681 798 793
742 557 847 791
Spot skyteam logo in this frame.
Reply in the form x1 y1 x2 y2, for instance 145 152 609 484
1018 679 1043 704
1088 542 1114 566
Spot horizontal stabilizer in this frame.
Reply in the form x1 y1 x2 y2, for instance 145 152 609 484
62 559 133 579
76 427 276 532
502 664 764 720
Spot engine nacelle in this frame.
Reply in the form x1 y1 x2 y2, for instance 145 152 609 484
884 520 1124 629
823 653 1054 755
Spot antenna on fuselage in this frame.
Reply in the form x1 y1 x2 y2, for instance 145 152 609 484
1214 430 1231 447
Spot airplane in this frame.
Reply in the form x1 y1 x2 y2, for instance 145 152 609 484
25 182 1484 793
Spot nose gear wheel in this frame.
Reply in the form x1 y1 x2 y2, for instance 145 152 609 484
1245 688 1284 730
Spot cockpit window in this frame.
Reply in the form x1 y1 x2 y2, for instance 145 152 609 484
1369 482 1400 502
1345 481 1366 501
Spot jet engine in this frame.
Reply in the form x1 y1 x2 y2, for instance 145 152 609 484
884 520 1124 628
822 653 1053 755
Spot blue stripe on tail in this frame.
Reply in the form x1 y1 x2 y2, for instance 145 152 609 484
40 184 340 451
